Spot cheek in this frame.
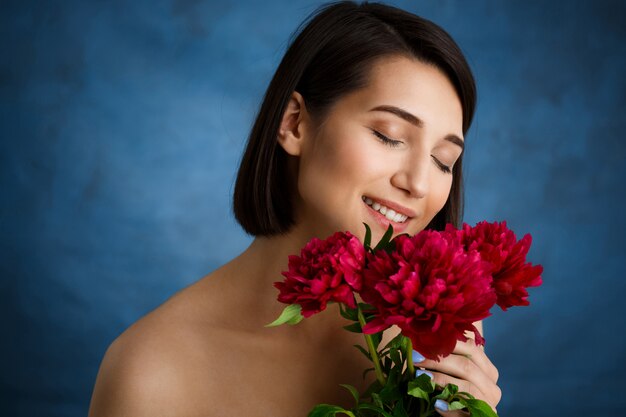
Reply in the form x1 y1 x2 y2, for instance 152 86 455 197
295 138 347 213
428 176 454 214
300 133 381 191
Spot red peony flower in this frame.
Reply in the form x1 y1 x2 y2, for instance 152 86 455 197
274 231 365 318
360 230 496 360
446 221 543 310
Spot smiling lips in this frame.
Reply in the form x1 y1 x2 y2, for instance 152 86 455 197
361 196 415 223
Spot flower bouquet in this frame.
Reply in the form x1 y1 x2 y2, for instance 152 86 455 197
267 221 543 417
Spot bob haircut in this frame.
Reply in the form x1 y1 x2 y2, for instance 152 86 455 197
233 0 476 236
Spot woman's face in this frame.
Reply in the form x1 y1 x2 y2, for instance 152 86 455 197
287 55 464 244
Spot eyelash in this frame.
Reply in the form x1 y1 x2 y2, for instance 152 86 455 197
370 129 453 174
436 161 452 174
371 129 403 148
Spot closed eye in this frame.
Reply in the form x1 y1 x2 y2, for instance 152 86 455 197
371 128 453 174
432 157 452 174
370 129 403 148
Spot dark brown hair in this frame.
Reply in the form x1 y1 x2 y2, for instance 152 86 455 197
233 1 476 236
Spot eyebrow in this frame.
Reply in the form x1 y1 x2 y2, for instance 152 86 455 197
369 104 464 150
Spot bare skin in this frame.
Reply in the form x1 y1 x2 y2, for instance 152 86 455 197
89 237 401 416
89 56 500 416
88 235 495 416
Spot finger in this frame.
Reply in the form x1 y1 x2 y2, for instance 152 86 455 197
449 339 499 383
412 340 498 385
416 354 496 402
412 347 497 387
433 400 470 417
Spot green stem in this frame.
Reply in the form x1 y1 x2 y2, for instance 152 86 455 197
406 337 415 376
357 306 386 387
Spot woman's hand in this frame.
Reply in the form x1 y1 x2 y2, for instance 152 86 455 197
411 337 501 416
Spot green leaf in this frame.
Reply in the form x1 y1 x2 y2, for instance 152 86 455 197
448 401 466 411
353 344 372 361
378 382 401 403
406 384 429 401
409 373 435 393
460 399 498 417
343 322 363 333
363 222 372 250
265 304 304 327
389 348 401 366
357 302 376 312
371 332 383 350
457 391 476 400
398 338 411 365
362 378 384 399
373 224 395 251
386 366 400 385
382 333 405 350
356 403 394 417
435 383 459 400
378 366 400 403
407 374 435 401
391 398 409 417
339 304 359 321
400 336 411 353
339 384 360 406
371 392 384 409
307 404 356 417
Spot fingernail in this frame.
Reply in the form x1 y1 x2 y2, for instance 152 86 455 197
412 351 425 363
415 369 433 378
434 399 449 411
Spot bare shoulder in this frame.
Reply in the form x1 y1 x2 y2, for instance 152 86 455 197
88 277 227 417
88 259 365 416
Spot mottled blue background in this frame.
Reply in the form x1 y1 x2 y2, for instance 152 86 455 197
2 0 625 416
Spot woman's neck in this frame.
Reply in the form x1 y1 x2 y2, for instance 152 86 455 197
220 227 345 340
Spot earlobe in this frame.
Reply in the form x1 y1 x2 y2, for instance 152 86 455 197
277 91 309 156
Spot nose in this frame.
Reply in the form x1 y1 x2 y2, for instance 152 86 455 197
390 152 430 198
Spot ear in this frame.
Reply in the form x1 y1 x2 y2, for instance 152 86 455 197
277 91 310 156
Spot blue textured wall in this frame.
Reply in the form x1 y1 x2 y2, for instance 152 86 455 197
2 1 625 416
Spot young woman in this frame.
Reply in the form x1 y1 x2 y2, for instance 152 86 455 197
88 2 501 416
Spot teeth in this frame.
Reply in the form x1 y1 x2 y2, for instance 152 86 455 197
362 196 409 223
